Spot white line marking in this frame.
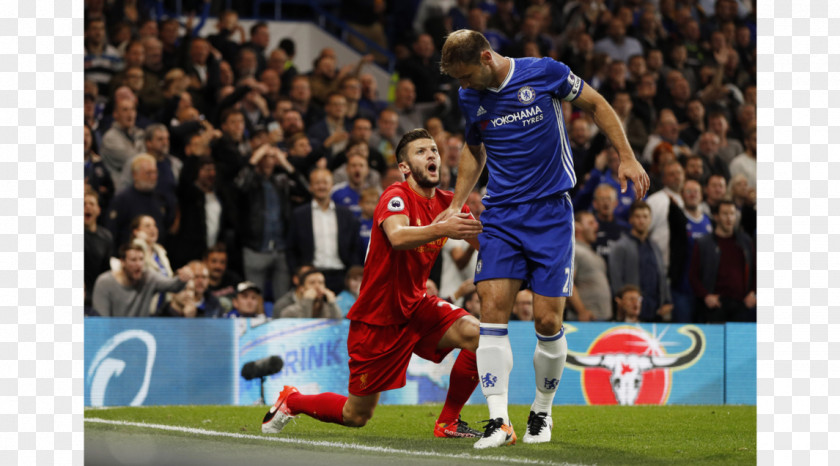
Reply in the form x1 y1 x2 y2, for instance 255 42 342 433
85 418 589 466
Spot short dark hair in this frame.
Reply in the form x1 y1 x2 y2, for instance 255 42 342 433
118 242 145 260
628 200 651 217
616 284 642 300
395 128 434 164
203 242 227 259
219 107 243 125
440 30 491 75
250 22 267 36
713 198 737 215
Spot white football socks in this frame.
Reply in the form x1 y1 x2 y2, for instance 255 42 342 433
531 327 568 415
477 323 513 424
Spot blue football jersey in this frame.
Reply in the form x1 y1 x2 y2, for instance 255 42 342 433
459 57 583 207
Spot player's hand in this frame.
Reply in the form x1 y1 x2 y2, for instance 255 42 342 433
704 294 721 309
617 157 650 200
433 206 462 224
438 212 482 239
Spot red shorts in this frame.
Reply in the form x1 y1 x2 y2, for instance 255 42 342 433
347 296 469 396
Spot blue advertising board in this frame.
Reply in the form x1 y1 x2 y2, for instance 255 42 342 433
84 319 754 407
84 318 236 406
724 322 757 404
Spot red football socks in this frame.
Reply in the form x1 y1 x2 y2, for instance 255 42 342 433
287 392 348 425
437 349 478 425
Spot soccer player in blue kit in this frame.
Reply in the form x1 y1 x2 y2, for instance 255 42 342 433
437 30 651 449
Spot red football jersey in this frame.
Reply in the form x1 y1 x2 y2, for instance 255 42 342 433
346 182 471 326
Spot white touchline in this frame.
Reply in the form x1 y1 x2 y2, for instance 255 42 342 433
85 418 590 466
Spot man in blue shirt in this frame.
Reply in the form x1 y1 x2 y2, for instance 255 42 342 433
438 30 649 449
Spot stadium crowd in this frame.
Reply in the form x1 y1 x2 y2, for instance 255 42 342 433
84 0 756 323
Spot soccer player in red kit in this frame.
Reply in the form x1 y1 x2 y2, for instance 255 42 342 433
262 128 485 438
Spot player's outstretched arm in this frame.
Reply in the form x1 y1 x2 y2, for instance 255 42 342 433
440 144 486 221
571 83 650 199
382 213 482 251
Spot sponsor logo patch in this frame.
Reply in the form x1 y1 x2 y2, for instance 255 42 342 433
387 196 405 212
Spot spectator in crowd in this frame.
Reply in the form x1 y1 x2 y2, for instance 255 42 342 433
141 36 166 79
224 281 267 320
357 187 379 257
289 75 325 129
612 91 648 158
358 73 387 116
609 201 672 323
511 289 534 322
614 285 643 323
397 33 450 103
679 98 707 148
308 92 352 157
242 22 270 76
340 0 389 64
646 160 685 268
729 127 756 189
641 109 690 166
391 79 451 136
208 10 245 66
234 144 309 301
84 188 114 306
632 72 659 134
573 146 635 222
590 183 631 266
568 117 597 189
707 111 744 166
84 123 115 214
570 211 613 321
335 265 364 318
105 154 175 248
370 108 401 166
694 131 732 182
329 117 386 175
275 269 341 318
594 17 644 63
161 260 223 318
110 41 165 119
85 17 123 96
288 168 362 294
339 75 377 123
669 179 713 323
119 124 182 198
701 173 728 217
204 243 242 312
101 97 145 179
185 37 222 115
171 155 236 270
285 132 325 180
212 108 251 185
684 154 706 184
690 200 756 323
92 243 192 317
598 60 630 105
331 151 373 218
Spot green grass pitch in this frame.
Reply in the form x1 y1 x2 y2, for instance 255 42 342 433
85 404 755 465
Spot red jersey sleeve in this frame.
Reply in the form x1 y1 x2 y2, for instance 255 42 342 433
375 185 412 229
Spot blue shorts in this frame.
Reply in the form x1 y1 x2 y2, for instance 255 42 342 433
474 193 575 297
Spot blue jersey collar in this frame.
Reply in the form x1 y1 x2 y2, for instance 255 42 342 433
488 57 514 93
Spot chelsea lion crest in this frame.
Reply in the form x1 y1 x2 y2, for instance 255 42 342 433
517 86 536 104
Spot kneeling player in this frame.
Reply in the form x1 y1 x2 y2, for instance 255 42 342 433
262 129 484 438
